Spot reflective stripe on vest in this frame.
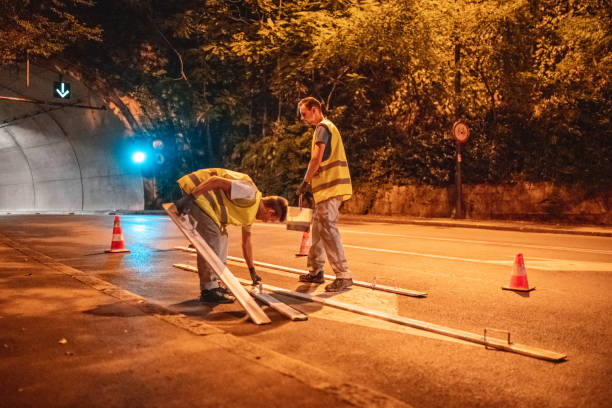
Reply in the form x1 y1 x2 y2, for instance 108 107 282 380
212 190 228 224
177 168 260 229
318 160 348 172
312 178 352 194
311 119 352 203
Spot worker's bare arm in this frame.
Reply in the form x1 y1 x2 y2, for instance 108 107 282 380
192 176 231 197
304 142 325 183
241 227 254 269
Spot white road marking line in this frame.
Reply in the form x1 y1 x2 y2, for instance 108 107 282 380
343 244 612 271
225 260 475 346
236 224 612 271
341 229 612 255
252 222 612 255
344 244 510 265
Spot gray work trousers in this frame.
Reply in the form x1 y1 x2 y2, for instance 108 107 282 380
185 200 227 291
307 196 352 279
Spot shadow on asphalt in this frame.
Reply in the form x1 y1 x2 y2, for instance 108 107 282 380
170 298 214 316
295 283 320 293
169 299 250 323
84 302 147 318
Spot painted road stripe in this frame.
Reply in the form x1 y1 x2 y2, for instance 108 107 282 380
225 255 427 297
343 244 612 271
251 224 612 270
341 229 612 255
176 262 476 347
344 244 510 265
254 223 612 255
200 262 563 362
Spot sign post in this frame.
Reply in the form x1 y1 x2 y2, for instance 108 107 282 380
452 119 470 219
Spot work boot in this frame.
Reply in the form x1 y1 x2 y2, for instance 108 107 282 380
298 270 324 284
325 278 353 292
200 287 235 304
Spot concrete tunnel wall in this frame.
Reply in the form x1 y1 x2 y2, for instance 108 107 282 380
0 64 144 212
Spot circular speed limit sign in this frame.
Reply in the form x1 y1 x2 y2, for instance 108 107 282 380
452 120 470 144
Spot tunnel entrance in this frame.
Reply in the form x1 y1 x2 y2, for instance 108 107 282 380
0 64 143 212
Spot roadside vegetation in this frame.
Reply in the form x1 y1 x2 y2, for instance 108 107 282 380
1 0 610 204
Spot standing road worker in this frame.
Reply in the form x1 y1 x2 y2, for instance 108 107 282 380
175 168 288 303
297 97 353 292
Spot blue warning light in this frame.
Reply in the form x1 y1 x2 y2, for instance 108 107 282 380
132 151 146 164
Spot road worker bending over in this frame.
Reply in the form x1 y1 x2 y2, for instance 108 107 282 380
175 168 288 304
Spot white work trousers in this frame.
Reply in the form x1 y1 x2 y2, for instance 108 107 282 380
307 196 352 279
185 200 227 291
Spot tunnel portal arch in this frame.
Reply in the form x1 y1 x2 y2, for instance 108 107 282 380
0 64 144 212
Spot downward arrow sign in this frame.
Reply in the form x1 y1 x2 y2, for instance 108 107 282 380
56 83 70 98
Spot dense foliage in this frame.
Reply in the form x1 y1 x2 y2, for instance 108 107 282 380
0 0 101 65
2 0 610 204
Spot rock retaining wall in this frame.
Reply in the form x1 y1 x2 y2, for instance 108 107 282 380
342 183 612 225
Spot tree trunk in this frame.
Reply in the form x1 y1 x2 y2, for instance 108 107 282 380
205 121 213 167
262 100 267 137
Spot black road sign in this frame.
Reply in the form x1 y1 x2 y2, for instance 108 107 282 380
54 82 71 99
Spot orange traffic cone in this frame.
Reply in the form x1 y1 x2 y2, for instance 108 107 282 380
502 253 534 292
105 215 130 253
295 231 311 257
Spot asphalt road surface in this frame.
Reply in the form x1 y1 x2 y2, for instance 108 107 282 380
1 214 611 407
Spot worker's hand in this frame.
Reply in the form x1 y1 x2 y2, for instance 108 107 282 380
297 180 310 195
175 194 194 216
249 266 262 285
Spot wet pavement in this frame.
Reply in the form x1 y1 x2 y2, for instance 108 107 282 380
1 214 611 407
0 238 371 408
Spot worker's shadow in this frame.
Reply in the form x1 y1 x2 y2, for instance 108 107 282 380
166 281 347 333
170 298 254 324
171 298 218 315
294 282 348 297
276 282 345 310
84 301 147 318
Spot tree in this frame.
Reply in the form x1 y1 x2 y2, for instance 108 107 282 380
5 0 608 203
0 0 101 65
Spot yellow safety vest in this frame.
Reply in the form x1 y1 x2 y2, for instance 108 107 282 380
177 168 262 229
311 118 352 204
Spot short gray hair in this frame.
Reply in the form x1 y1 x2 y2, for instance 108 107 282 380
297 97 322 117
